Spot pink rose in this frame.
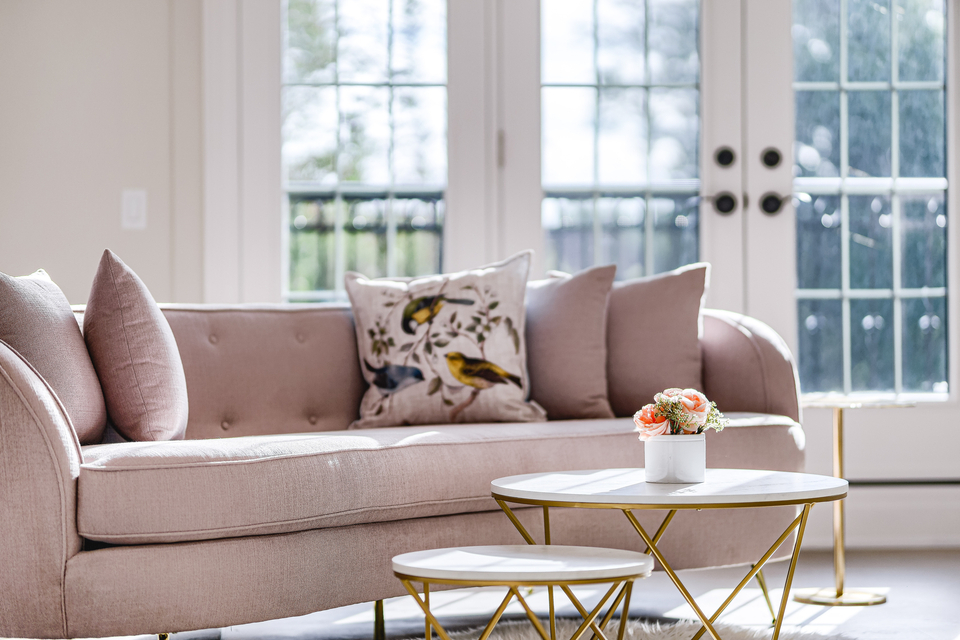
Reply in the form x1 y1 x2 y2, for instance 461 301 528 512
654 388 683 404
634 404 670 441
677 388 710 432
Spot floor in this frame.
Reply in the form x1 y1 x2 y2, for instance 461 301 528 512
155 550 959 640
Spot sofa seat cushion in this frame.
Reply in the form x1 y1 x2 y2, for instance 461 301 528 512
77 413 803 545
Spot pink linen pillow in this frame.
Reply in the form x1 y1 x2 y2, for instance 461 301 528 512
526 264 617 420
0 269 107 443
606 262 709 417
84 250 188 441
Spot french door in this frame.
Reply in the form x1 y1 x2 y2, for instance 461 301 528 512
696 0 959 547
699 0 797 355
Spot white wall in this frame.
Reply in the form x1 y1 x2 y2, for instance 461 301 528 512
0 0 203 304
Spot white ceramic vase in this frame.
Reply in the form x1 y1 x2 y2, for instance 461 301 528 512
644 433 705 484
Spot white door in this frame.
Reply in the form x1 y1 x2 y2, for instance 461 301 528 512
699 0 797 350
699 0 958 547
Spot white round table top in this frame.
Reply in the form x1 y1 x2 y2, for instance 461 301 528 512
491 468 848 507
393 545 654 583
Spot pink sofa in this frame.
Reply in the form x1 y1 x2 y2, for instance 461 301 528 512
0 303 804 639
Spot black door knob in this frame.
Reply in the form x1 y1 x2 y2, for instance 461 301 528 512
715 147 736 167
761 147 782 168
713 192 737 215
760 192 784 214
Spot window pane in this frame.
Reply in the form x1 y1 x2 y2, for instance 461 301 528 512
794 91 840 178
542 0 699 279
848 0 890 82
848 90 891 177
902 297 947 392
597 0 645 85
289 199 337 292
796 195 841 289
899 89 945 178
648 0 698 85
393 86 447 185
284 0 336 84
897 0 945 82
793 0 840 82
393 198 443 277
543 87 597 186
902 194 946 288
340 86 390 183
337 0 389 83
283 0 446 297
652 196 698 272
542 0 595 85
798 299 843 392
598 88 646 186
598 197 645 279
543 197 595 273
794 0 947 395
345 199 387 277
849 195 893 289
391 0 446 83
850 299 895 391
283 86 338 183
649 88 698 181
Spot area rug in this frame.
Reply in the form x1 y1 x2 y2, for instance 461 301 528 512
436 618 851 640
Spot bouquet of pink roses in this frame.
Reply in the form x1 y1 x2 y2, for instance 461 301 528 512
633 388 728 441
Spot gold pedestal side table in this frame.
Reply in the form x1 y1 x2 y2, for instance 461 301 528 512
792 397 913 607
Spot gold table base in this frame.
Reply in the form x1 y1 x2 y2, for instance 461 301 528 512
793 402 899 608
396 574 637 640
793 587 886 607
495 499 827 640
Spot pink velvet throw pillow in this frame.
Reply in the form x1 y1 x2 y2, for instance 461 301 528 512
84 250 188 441
0 269 107 443
606 263 709 418
526 265 617 420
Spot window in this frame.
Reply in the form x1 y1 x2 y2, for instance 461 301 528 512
793 0 948 393
282 0 446 300
541 0 700 279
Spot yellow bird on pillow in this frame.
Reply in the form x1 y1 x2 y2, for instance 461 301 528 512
444 352 522 389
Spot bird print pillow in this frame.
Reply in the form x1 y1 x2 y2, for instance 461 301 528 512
344 251 547 428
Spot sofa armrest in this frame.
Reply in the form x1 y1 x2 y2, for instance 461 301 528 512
700 309 801 423
0 340 83 639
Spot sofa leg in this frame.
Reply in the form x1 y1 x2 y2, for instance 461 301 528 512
158 635 170 640
374 599 386 640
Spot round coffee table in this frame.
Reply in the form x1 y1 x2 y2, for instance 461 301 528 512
393 545 654 640
491 468 848 640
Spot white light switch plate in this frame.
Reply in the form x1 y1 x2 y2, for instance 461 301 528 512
121 189 147 230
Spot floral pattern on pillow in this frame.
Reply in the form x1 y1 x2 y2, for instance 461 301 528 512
346 251 545 428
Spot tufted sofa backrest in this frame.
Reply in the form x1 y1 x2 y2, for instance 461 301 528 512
159 304 366 438
69 302 800 440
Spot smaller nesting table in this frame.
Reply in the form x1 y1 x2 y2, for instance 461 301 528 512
393 545 654 640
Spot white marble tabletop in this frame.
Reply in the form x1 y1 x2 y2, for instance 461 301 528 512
491 468 848 507
393 545 654 582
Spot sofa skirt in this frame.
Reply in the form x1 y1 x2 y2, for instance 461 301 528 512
64 502 799 638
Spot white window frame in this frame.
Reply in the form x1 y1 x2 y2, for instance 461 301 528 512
201 0 960 406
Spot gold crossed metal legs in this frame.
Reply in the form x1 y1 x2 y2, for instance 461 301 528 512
623 505 813 640
495 501 815 640
400 579 633 640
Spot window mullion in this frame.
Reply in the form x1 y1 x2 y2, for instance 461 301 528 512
891 0 902 393
643 0 653 277
841 194 852 393
333 1 346 294
386 0 397 277
893 195 904 393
